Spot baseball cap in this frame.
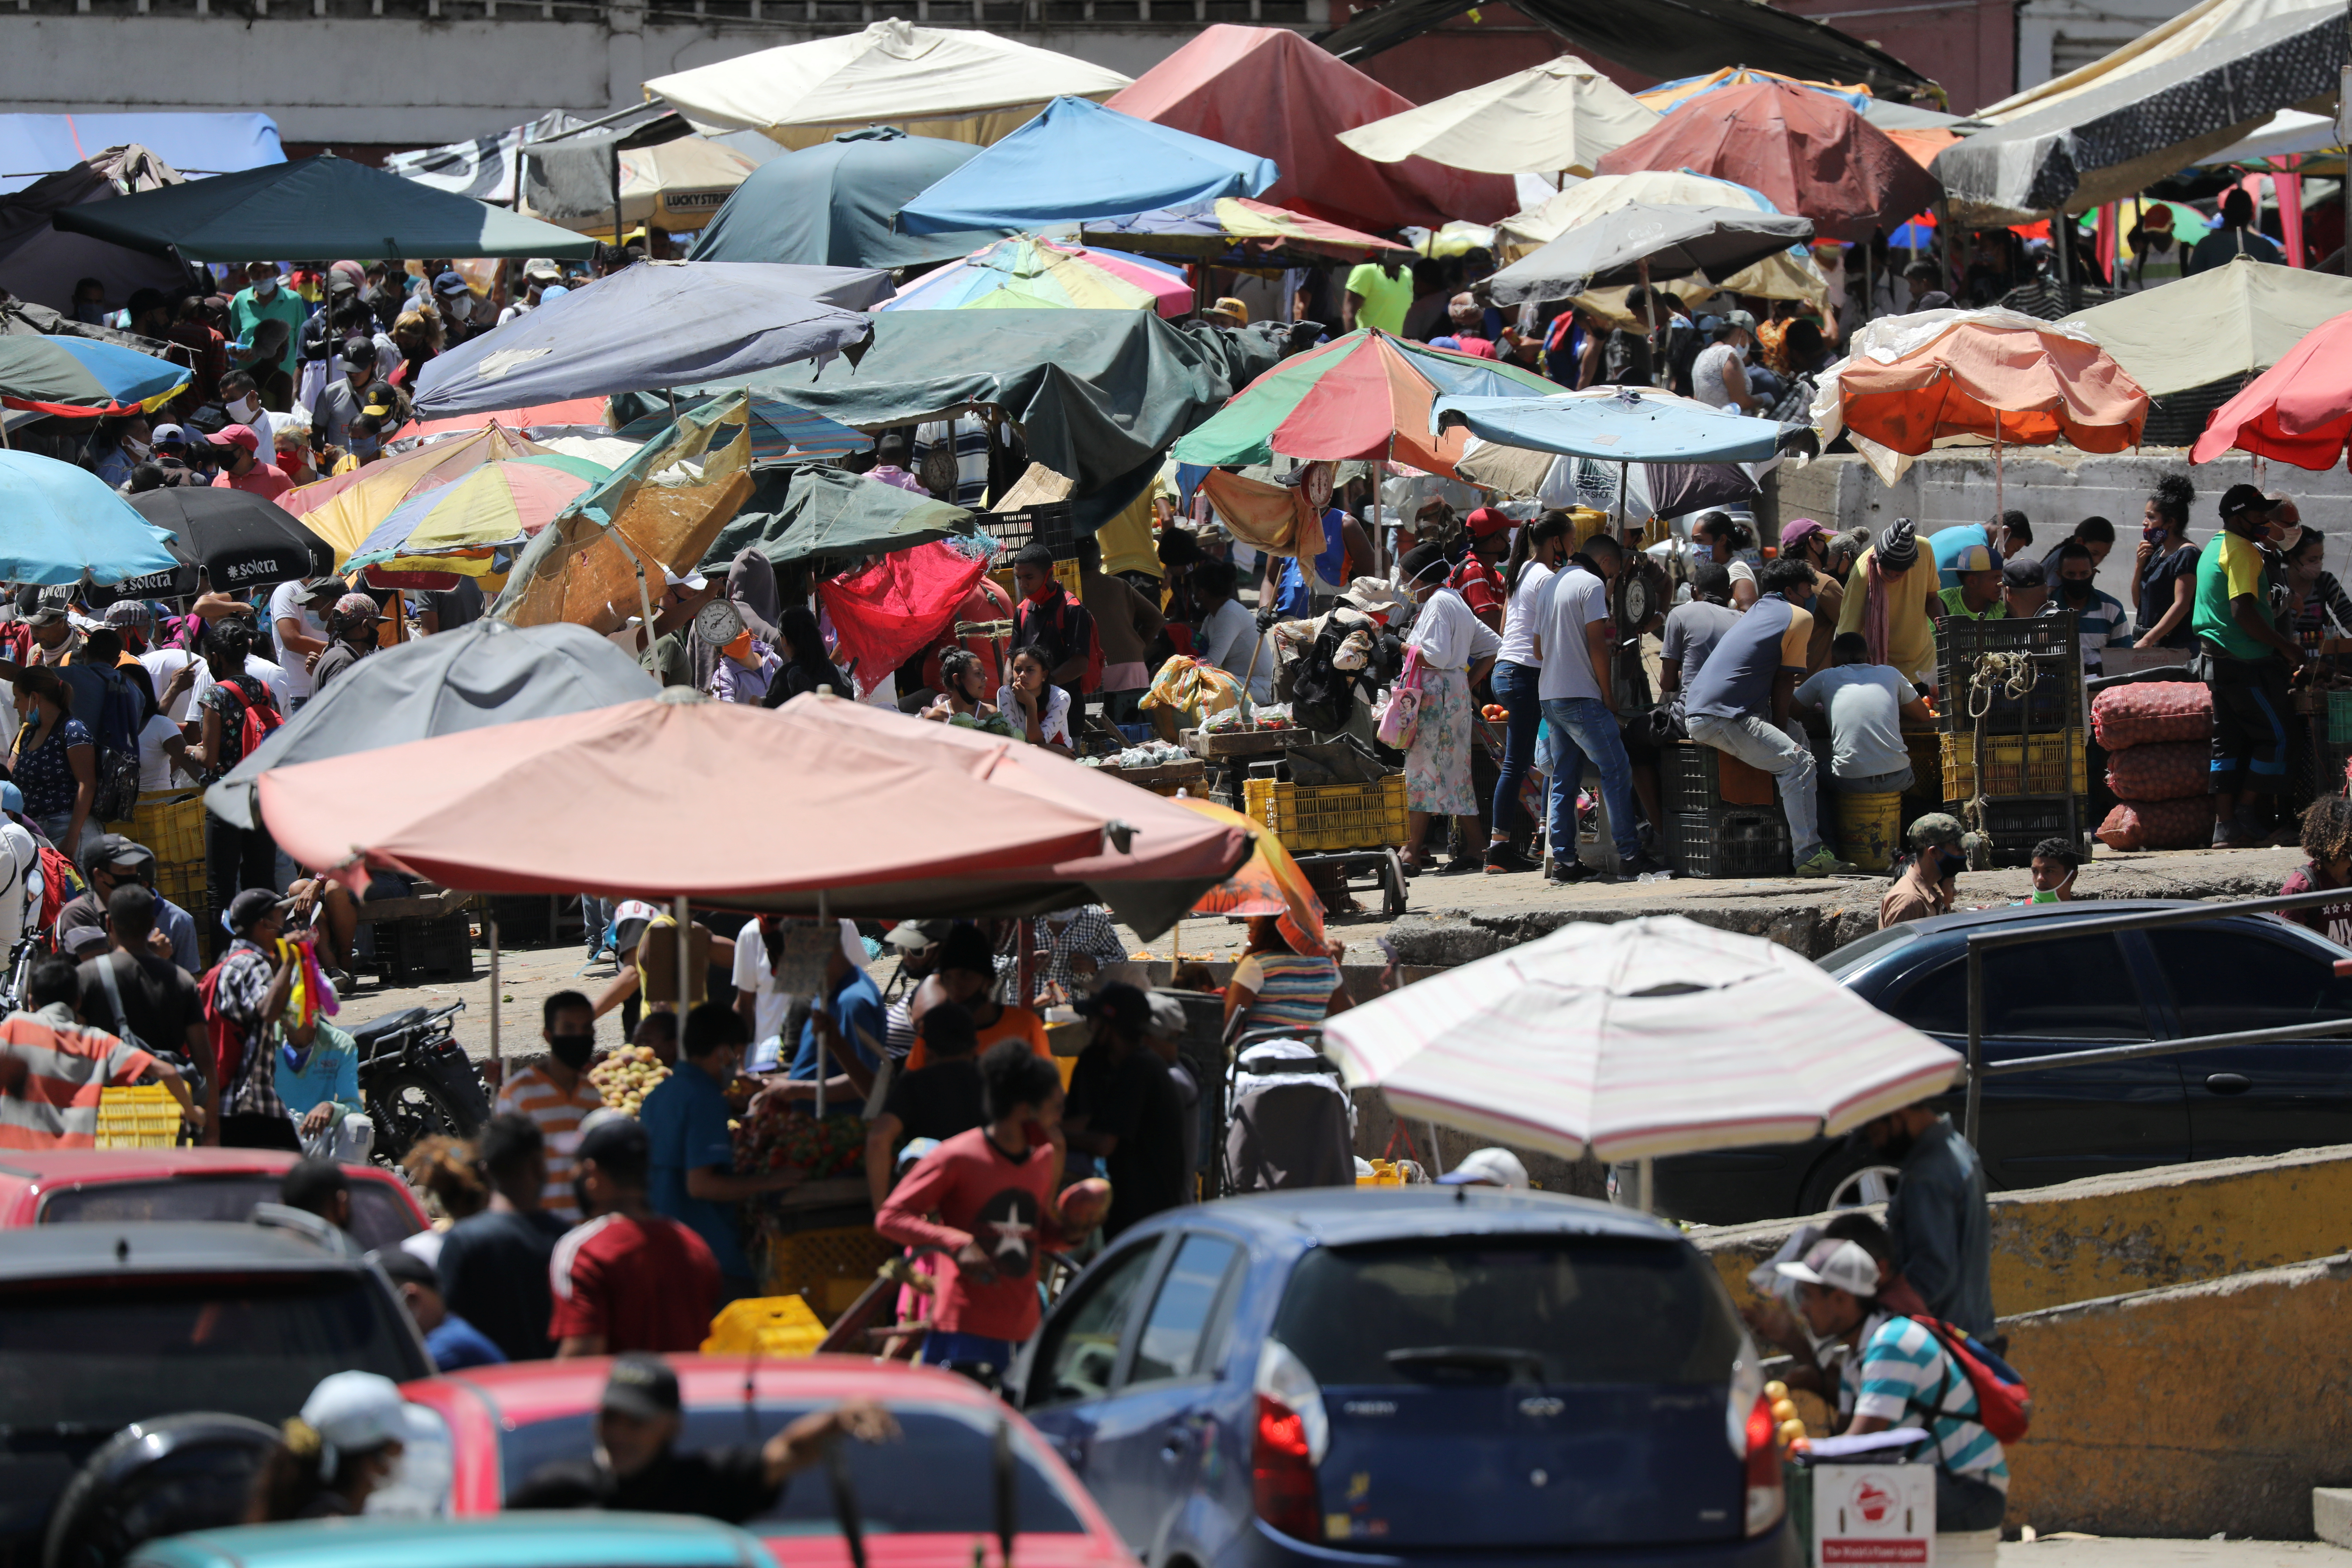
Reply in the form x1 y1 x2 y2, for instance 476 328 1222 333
2143 203 2174 231
433 269 470 296
1721 308 1757 332
541 285 570 302
1204 296 1249 324
150 422 187 448
366 1246 439 1293
79 831 146 877
216 423 260 455
1774 1237 1882 1297
300 1372 410 1466
104 600 156 630
1778 518 1827 553
601 1354 682 1420
296 575 347 603
1465 505 1513 539
1908 811 1965 850
1073 981 1154 1033
1949 544 1996 575
2218 482 2271 523
1144 991 1188 1041
2003 555 2047 589
333 592 383 623
1436 1147 1530 1189
524 257 562 282
0 783 20 816
228 888 295 934
22 588 71 626
886 918 954 951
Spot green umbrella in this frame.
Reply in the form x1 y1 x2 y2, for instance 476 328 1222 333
701 465 979 569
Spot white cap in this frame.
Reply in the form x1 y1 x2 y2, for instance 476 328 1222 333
1144 992 1188 1041
1775 1237 1882 1297
300 1371 408 1479
1436 1147 1529 1189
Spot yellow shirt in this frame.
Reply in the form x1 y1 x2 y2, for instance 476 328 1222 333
1837 548 1941 680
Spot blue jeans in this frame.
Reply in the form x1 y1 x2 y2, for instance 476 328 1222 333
1542 698 1642 863
1490 661 1543 838
922 1329 1020 1374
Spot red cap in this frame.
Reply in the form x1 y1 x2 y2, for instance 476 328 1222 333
216 423 259 454
1466 506 1513 538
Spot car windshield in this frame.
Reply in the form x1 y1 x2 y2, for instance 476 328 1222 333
500 1403 1088 1536
1817 924 1920 980
0 1273 426 1434
40 1178 420 1252
1272 1236 1742 1388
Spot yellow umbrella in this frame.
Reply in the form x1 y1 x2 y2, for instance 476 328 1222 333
281 424 551 567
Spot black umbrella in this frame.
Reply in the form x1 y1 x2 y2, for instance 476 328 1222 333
89 487 337 604
1484 203 1816 306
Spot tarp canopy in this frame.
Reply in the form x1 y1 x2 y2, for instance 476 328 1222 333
1334 55 1659 178
1485 203 1816 305
1107 26 1516 231
528 136 763 234
383 112 573 203
51 154 597 264
0 112 280 194
1977 0 2335 121
2191 308 2352 470
205 617 657 831
0 333 188 416
688 127 1013 270
878 236 1192 316
699 464 979 569
2197 107 2341 164
1432 386 1799 462
898 96 1276 235
1493 168 1830 305
0 145 196 314
2062 255 2352 398
646 19 1133 149
1934 2 2347 222
411 260 880 419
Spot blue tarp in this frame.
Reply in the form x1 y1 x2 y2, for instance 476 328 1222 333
690 127 1012 271
897 96 1278 236
0 113 282 194
1432 389 1794 463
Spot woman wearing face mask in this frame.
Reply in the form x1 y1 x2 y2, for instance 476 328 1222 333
2132 474 2199 650
1397 539 1501 874
247 1372 408 1521
4 667 98 861
1880 813 1967 928
93 416 152 491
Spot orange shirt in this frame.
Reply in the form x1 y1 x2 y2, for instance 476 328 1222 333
495 1062 604 1223
905 1002 1049 1073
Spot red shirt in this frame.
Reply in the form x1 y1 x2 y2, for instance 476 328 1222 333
548 1211 721 1353
875 1126 1069 1343
1449 555 1506 624
214 462 293 502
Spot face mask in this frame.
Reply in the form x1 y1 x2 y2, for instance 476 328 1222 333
549 1033 594 1070
124 439 150 459
351 436 380 460
1023 1118 1053 1149
227 397 258 422
2064 577 2093 599
1022 579 1057 606
254 279 277 298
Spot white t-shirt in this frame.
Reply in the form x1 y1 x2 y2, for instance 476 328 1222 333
1534 566 1612 703
997 682 1073 747
188 653 292 721
1199 598 1275 702
1691 342 1744 410
1496 559 1554 668
732 916 793 1051
266 581 326 702
140 647 203 723
1794 665 1917 780
1404 584 1500 672
135 712 188 792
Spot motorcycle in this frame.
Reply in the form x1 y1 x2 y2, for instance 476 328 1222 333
349 1000 490 1163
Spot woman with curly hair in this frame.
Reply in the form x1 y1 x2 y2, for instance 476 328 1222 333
2132 474 2199 649
2281 794 2352 946
248 1372 408 1521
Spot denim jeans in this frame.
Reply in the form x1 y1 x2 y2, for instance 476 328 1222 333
1490 660 1543 838
1685 711 1822 862
1542 697 1642 863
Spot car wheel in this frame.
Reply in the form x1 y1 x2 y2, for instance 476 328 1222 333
1798 1144 1904 1213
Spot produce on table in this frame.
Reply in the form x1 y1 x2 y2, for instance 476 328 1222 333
733 1092 866 1180
587 1046 668 1114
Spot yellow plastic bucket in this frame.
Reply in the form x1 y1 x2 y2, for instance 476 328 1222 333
1834 790 1903 873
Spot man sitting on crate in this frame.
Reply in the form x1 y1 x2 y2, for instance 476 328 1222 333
1683 558 1857 878
54 834 182 970
1795 634 1933 797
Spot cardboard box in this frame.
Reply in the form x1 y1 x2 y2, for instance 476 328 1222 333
1812 1461 1934 1564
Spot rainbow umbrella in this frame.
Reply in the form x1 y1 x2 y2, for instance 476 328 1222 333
877 237 1194 318
1170 328 1555 479
2079 199 2211 262
0 335 189 416
281 424 552 566
344 454 610 577
1174 796 1328 957
1636 67 1872 115
1084 196 1411 265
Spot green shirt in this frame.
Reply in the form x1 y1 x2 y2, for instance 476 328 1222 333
228 284 309 378
1344 263 1414 336
2191 528 2273 661
1937 586 2007 623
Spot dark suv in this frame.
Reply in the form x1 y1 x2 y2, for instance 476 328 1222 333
1653 900 2352 1223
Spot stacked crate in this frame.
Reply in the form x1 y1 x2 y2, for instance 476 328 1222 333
1659 741 1791 877
1938 614 2090 866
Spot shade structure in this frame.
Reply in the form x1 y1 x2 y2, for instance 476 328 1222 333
0 145 194 316
282 424 553 566
1484 203 1816 306
255 688 1251 935
688 127 1014 271
1173 796 1326 958
897 96 1276 236
646 20 1134 150
2197 107 2341 165
2191 308 2352 470
410 260 877 420
1171 328 1556 478
877 236 1191 317
0 451 180 587
2063 255 2352 399
1456 435 1769 525
700 464 978 571
1433 386 1798 463
344 455 609 577
49 154 596 264
1492 170 1830 305
1595 79 1940 244
205 617 658 831
84 486 336 604
0 332 189 416
1107 26 1514 232
608 392 872 465
1319 914 1962 1162
1335 55 1659 179
1081 197 1409 265
1812 308 2151 485
534 135 762 234
1980 0 2333 122
404 398 612 443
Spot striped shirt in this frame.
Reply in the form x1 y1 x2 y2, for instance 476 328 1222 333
1852 1314 2011 1492
0 1003 157 1148
496 1063 605 1225
1231 950 1341 1034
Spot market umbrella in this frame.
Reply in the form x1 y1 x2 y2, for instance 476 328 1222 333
609 393 872 465
1595 78 1940 244
255 687 1251 936
281 423 552 566
1432 385 1799 462
411 261 877 420
1334 55 1659 179
688 127 1015 271
0 450 181 586
1172 795 1327 958
343 454 610 577
700 465 978 571
1171 328 1555 478
2190 307 2352 470
1633 66 1873 116
876 236 1193 318
88 486 336 603
1319 914 1961 1162
403 398 614 443
0 333 188 415
1081 197 1409 266
1483 202 1816 305
2063 254 2352 399
1493 169 1830 307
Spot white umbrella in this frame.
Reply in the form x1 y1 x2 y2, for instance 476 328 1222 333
1334 56 1659 178
1494 168 1830 305
1320 915 1961 1163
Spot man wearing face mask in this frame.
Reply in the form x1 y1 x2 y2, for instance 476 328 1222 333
432 270 479 346
493 990 608 1225
640 1001 804 1302
228 262 306 390
312 337 380 449
1880 812 1965 928
92 415 152 491
2043 539 2132 674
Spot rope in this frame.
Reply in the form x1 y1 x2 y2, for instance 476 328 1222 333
1962 650 2044 855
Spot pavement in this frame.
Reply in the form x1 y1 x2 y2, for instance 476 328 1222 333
2003 1542 2348 1564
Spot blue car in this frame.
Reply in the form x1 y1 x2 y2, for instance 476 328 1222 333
129 1514 778 1568
1006 1188 1798 1568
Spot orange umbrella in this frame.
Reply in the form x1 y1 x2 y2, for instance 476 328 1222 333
1174 795 1328 957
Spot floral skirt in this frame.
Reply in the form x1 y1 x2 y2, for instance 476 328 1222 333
1404 664 1478 815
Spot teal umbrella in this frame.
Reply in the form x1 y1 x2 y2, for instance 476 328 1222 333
0 451 182 586
701 465 979 569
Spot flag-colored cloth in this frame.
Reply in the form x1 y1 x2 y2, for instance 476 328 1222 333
816 541 988 694
0 1004 157 1149
1198 468 1326 560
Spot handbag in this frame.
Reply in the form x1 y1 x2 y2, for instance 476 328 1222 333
1373 645 1427 750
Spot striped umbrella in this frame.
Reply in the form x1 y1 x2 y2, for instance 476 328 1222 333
1084 197 1409 265
0 335 189 416
1320 915 1962 1163
1170 328 1555 478
282 424 551 566
344 455 610 577
878 237 1193 318
613 395 871 464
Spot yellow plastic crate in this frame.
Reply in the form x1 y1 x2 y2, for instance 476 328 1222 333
702 1294 827 1359
125 792 206 865
95 1083 183 1148
153 858 205 915
760 1226 900 1323
1941 729 2088 800
1243 772 1408 852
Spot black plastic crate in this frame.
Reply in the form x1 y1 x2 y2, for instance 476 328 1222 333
1938 612 2084 735
373 913 477 986
1970 796 2090 868
1663 808 1792 879
1660 742 1779 815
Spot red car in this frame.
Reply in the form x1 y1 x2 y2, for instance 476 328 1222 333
0 1148 429 1250
405 1356 1137 1568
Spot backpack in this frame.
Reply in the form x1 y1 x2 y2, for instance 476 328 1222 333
88 666 145 824
197 962 247 1099
212 677 285 770
33 845 82 940
1912 1314 2032 1444
1289 615 1360 734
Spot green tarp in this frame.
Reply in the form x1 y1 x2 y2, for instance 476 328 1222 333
701 464 979 568
52 154 597 264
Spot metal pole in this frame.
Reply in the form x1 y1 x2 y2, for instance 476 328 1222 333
1424 1121 1446 1176
1964 944 1984 1144
1936 201 1956 295
1637 1155 1655 1213
2051 208 2076 312
814 890 830 1120
488 916 501 1080
673 891 691 1023
611 144 625 251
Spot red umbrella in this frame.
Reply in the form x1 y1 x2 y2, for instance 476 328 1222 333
2191 309 2352 471
1594 79 1938 244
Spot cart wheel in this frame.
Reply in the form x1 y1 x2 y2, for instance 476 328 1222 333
1382 849 1409 919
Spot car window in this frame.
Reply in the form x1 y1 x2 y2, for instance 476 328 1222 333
1031 1240 1161 1406
1818 924 1921 980
2147 927 2352 1037
38 1177 419 1252
1894 934 2146 1040
1128 1234 1239 1386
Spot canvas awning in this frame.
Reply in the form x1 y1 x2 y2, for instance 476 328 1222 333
1333 55 1658 178
2062 254 2352 398
1484 203 1816 304
700 464 979 569
528 136 762 234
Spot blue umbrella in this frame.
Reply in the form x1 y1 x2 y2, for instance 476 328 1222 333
0 450 182 586
1431 387 1795 463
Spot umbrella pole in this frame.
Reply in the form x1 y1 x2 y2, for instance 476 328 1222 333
1424 1121 1446 1177
1993 413 2004 522
1638 1155 1655 1213
612 144 625 251
814 890 830 1120
1936 200 1957 296
674 891 691 1028
488 916 500 1083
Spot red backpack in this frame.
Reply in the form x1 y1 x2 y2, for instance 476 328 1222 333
32 845 82 941
214 677 284 762
196 962 245 1097
1913 1315 2032 1443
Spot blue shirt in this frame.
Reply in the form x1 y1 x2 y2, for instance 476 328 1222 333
641 1061 752 1279
424 1311 508 1372
273 1019 361 1120
791 968 884 1085
158 897 199 976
